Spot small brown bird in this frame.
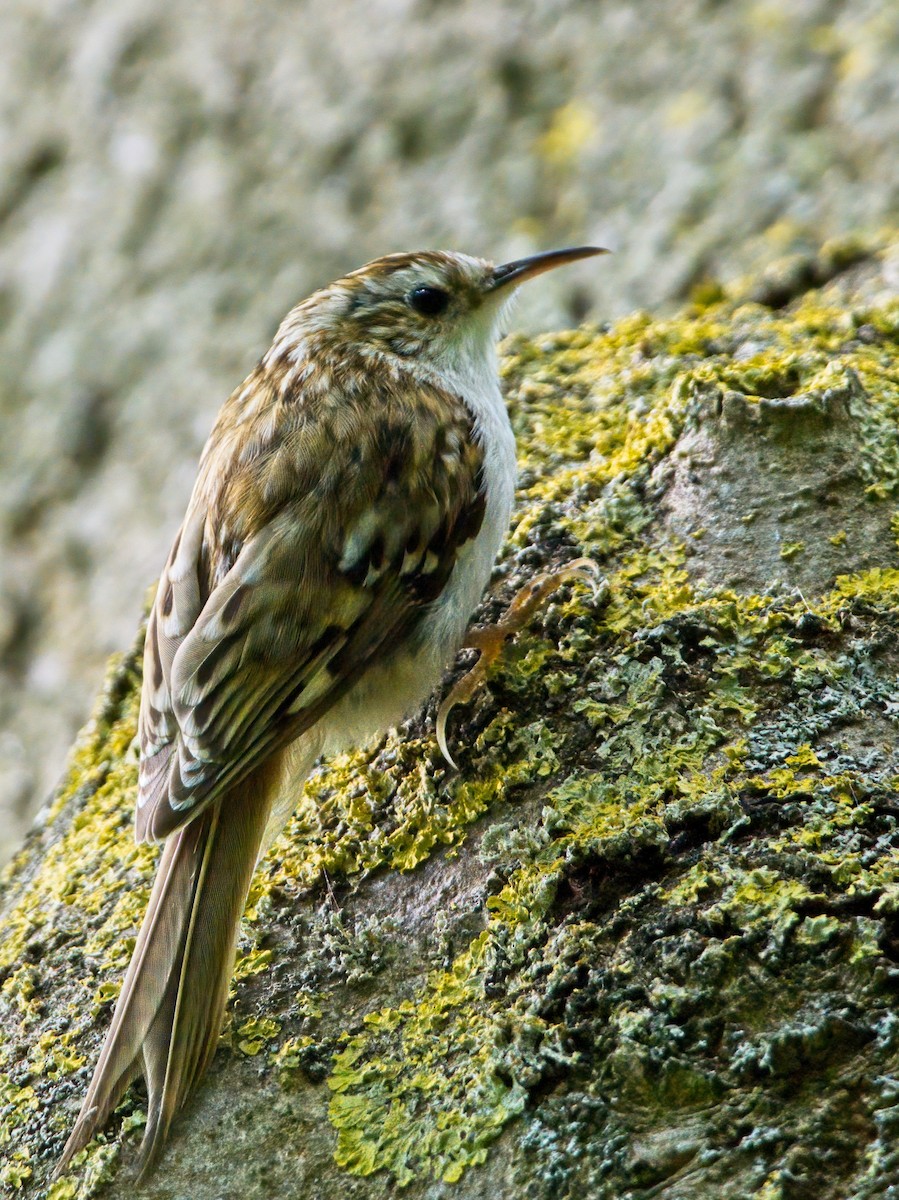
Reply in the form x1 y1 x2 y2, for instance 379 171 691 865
57 245 605 1176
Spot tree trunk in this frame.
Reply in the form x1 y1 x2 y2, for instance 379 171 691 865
2 236 899 1200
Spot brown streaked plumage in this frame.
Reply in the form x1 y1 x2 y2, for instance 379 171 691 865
139 355 487 841
57 245 606 1179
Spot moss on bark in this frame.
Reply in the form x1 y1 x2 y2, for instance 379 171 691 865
2 234 899 1199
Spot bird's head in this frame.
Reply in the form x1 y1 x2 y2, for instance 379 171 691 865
285 246 607 384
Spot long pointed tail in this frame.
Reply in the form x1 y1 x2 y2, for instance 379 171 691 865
57 775 273 1177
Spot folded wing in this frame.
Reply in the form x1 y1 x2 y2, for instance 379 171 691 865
136 372 486 842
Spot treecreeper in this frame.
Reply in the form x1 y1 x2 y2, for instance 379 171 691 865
56 245 606 1178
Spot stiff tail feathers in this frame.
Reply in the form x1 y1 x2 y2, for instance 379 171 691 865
56 778 273 1178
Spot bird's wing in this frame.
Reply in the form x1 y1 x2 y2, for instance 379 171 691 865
136 370 487 842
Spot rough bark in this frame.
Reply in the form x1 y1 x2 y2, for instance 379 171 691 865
2 238 899 1199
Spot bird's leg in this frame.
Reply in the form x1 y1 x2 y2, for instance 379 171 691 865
436 558 604 767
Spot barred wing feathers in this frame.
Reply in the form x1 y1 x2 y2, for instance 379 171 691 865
136 370 486 842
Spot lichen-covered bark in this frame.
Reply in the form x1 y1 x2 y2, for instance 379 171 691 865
2 236 898 1199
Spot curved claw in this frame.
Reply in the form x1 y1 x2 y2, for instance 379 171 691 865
559 557 604 602
435 695 460 770
435 557 605 768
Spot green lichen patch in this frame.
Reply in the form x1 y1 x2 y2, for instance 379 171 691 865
0 634 149 1185
320 564 899 1188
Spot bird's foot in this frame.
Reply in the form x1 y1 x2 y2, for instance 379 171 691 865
436 558 604 767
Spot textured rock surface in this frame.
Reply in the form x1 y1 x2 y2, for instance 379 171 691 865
2 244 898 1198
1 0 898 857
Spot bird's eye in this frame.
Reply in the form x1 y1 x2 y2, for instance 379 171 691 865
407 285 450 317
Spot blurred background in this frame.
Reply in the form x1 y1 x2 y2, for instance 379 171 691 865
0 0 896 861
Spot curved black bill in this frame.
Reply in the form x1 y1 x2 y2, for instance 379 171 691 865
488 245 609 291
